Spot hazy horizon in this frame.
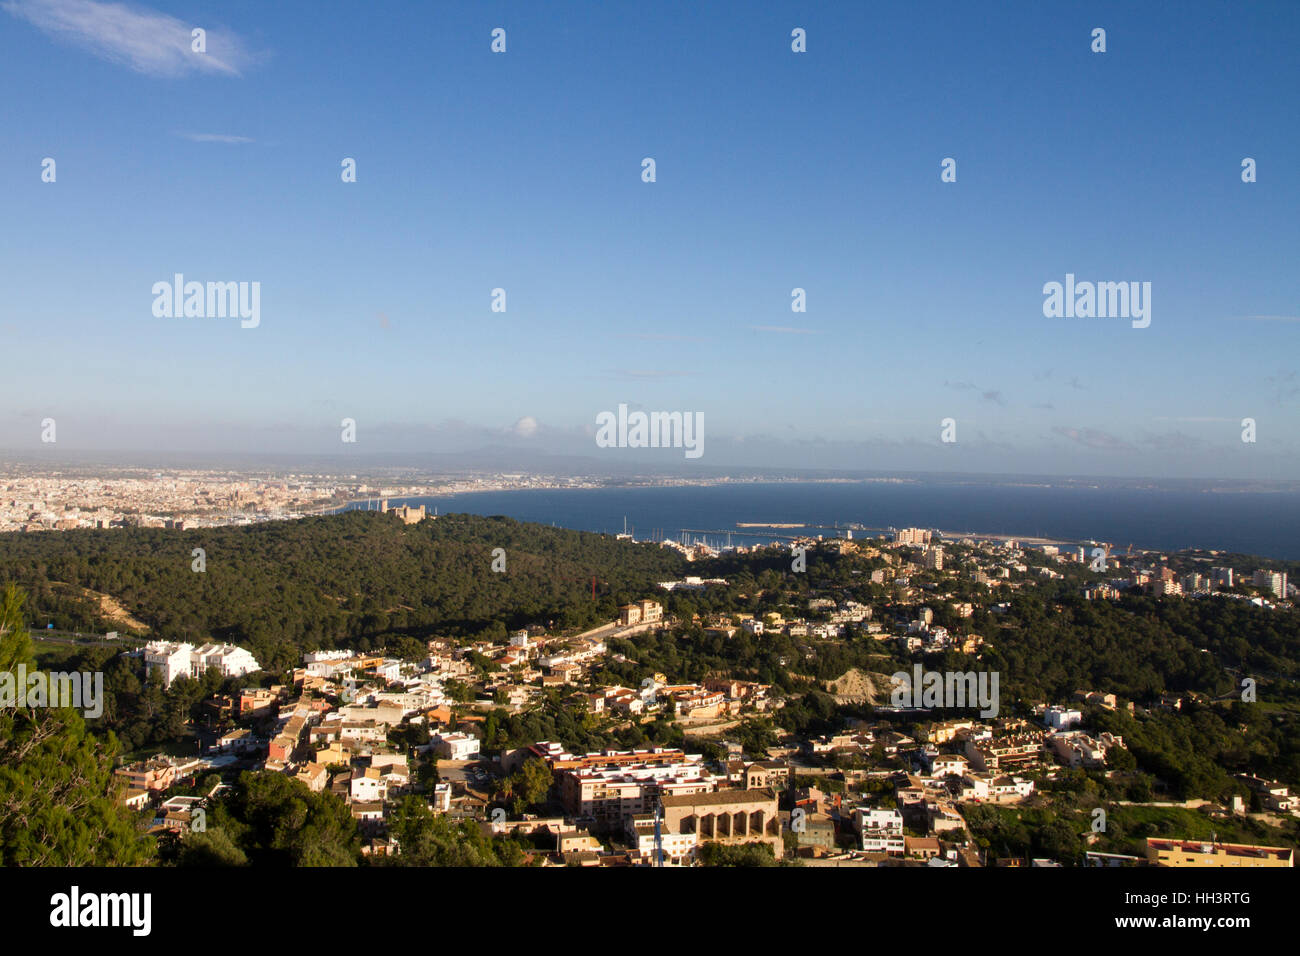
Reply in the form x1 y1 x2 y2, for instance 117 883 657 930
6 443 1300 494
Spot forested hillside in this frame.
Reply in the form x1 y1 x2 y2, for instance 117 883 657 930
0 512 688 672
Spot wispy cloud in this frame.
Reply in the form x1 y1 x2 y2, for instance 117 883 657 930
945 380 1006 404
1227 315 1300 323
178 132 254 143
1033 369 1085 390
3 0 259 77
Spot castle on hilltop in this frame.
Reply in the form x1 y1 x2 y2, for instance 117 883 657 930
379 500 428 525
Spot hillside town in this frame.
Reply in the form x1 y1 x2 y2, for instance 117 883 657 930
111 524 1297 868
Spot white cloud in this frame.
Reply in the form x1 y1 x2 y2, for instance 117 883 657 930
511 416 539 438
3 0 259 77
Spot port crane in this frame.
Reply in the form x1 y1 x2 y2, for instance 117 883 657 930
556 574 606 601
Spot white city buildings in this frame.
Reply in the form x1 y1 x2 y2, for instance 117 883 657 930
1252 569 1288 599
144 641 260 685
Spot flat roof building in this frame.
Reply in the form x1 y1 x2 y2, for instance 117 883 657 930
1146 838 1292 868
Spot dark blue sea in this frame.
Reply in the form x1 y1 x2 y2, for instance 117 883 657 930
338 481 1300 560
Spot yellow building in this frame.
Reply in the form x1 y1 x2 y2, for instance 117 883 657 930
315 741 352 767
618 600 664 627
1146 838 1293 867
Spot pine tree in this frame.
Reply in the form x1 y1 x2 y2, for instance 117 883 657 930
0 583 154 865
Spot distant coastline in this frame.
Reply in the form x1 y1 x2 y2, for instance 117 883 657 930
7 468 1300 559
332 480 1300 560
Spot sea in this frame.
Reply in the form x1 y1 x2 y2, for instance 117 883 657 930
338 481 1300 560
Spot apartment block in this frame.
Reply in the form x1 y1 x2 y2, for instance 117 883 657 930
144 641 260 685
1252 569 1288 599
894 528 932 545
1146 838 1292 868
545 748 719 831
853 807 905 855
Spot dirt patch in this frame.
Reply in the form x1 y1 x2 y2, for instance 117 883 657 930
824 668 888 705
59 584 151 633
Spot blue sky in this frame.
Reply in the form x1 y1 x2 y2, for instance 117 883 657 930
1 0 1297 478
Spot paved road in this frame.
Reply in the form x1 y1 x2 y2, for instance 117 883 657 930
28 628 144 649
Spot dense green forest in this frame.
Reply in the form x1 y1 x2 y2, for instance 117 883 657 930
5 511 1300 817
979 588 1300 704
0 512 689 672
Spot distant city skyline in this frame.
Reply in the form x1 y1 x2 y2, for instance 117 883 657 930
2 0 1298 479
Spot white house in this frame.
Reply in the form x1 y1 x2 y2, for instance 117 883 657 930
960 773 991 800
350 766 388 803
931 754 969 778
431 782 452 812
432 732 480 761
1044 705 1083 730
990 775 1035 800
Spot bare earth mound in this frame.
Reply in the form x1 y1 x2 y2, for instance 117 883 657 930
824 668 889 705
66 584 151 633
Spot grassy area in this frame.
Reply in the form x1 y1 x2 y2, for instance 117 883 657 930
31 642 137 668
1106 805 1288 844
31 644 82 667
